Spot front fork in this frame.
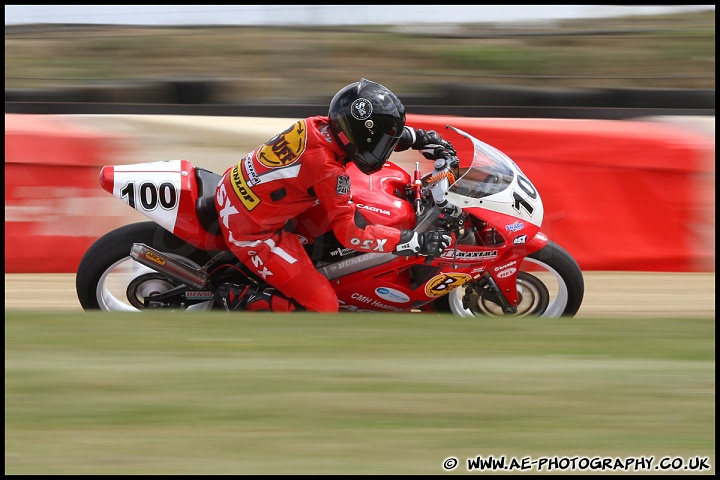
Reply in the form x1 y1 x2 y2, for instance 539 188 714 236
462 271 518 315
460 231 549 315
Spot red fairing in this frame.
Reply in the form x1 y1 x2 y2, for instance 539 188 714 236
172 160 228 251
99 165 114 194
349 161 415 230
100 160 227 251
294 161 415 240
465 207 543 254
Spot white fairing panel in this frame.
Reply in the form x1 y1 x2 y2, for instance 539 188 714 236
111 160 184 233
444 126 544 227
445 176 544 228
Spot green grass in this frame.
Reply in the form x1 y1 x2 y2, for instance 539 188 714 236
5 312 715 474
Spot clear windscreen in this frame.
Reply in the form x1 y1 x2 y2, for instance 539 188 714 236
447 126 515 199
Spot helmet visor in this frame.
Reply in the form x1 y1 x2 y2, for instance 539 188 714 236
350 113 403 174
353 129 402 174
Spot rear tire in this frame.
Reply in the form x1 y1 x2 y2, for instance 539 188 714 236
76 222 214 311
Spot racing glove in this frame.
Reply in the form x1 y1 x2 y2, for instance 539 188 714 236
396 126 456 160
393 228 452 258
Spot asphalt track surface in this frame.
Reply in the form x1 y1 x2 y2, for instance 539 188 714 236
4 272 715 317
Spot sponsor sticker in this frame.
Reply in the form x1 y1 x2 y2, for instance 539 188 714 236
424 273 472 298
330 246 355 257
319 123 333 143
494 261 517 272
336 175 351 195
351 98 373 120
230 165 261 211
440 249 498 263
513 234 527 245
243 154 260 185
145 251 166 266
357 203 390 215
505 221 524 233
375 287 410 303
497 267 517 279
257 120 307 168
185 291 215 299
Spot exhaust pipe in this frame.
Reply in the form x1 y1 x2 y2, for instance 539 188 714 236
130 243 208 290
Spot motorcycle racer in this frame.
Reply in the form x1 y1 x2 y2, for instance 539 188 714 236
214 78 455 312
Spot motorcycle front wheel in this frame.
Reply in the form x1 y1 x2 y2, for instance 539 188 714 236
76 222 216 312
437 241 585 318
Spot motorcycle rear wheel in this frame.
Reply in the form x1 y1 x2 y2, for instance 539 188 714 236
437 241 584 318
76 222 216 311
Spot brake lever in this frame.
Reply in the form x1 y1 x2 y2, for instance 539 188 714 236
439 206 464 269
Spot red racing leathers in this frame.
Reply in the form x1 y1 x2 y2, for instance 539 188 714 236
214 116 405 312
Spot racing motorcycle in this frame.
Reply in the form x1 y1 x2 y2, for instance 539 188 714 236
76 125 584 317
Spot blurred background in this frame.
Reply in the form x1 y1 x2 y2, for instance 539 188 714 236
5 6 716 476
4 5 715 109
4 5 716 275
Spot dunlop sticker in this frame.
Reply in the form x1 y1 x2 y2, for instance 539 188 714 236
230 164 260 211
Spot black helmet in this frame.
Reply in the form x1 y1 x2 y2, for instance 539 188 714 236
328 78 406 174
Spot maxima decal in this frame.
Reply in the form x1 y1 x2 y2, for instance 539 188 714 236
440 250 498 263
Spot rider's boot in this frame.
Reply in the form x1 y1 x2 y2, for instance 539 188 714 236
214 283 301 312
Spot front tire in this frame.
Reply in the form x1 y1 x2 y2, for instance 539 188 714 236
76 222 215 311
438 241 584 318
